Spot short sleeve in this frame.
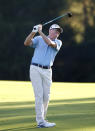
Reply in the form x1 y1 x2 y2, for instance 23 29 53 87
55 39 62 51
29 36 39 48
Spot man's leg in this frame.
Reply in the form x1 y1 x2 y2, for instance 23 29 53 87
30 65 44 124
42 69 52 119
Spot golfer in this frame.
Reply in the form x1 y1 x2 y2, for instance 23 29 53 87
24 24 63 128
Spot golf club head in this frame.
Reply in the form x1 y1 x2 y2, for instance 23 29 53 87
67 12 72 17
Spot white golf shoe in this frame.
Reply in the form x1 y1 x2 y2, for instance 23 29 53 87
37 121 56 128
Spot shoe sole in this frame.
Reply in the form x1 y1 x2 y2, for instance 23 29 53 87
37 124 56 128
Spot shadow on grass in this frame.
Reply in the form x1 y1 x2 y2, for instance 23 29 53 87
0 97 95 130
3 124 37 131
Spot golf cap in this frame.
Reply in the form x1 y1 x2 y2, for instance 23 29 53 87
49 24 63 33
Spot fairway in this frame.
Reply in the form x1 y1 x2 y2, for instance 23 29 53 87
0 81 95 131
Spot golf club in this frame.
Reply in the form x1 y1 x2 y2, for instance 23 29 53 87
42 12 72 26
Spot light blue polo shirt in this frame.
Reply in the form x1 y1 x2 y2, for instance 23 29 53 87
30 36 62 66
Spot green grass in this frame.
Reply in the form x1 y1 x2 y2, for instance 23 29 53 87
0 81 95 131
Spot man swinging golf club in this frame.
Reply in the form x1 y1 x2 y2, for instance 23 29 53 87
24 23 63 128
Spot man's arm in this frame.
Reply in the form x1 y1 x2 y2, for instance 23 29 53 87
24 25 38 46
38 25 57 48
24 32 36 46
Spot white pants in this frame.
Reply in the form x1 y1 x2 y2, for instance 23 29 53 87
30 65 52 124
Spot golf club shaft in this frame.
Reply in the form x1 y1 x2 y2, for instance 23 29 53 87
42 13 69 26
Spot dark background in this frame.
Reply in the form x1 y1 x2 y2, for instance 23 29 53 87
0 0 95 82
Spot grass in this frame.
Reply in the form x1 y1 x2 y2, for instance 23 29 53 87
0 81 95 131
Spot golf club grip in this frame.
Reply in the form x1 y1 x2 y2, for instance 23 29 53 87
42 13 68 26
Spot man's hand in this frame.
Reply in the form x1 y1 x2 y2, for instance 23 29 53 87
32 24 42 33
38 24 42 32
32 25 39 33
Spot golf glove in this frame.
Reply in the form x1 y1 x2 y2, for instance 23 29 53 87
32 25 39 33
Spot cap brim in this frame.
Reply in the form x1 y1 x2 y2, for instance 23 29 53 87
56 28 63 33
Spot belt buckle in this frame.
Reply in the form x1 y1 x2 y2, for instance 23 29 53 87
38 64 43 68
48 66 50 69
